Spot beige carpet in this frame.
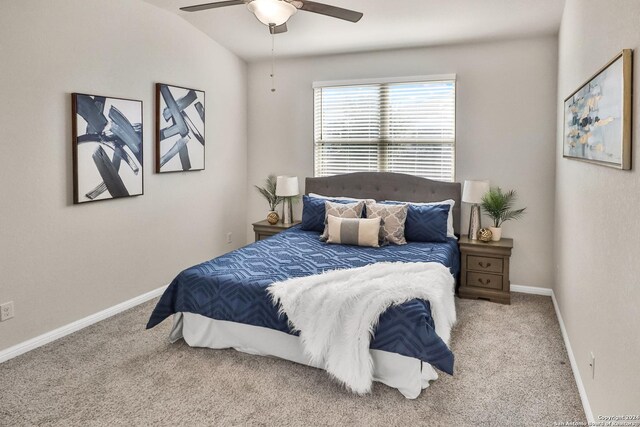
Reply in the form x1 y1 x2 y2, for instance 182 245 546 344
0 294 585 426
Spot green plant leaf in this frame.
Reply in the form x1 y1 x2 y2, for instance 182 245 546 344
255 174 283 210
480 187 527 227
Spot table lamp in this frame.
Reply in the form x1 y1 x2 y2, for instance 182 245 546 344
462 180 490 240
276 176 299 224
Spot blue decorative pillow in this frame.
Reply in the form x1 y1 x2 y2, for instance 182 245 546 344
301 195 354 232
381 201 449 242
405 204 450 242
386 199 456 239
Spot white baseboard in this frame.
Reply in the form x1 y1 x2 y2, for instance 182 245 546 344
511 283 593 421
1 282 594 422
551 291 594 423
510 284 553 296
0 285 167 364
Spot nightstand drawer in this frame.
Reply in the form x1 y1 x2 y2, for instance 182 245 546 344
252 220 301 242
255 231 278 241
466 271 503 290
458 236 513 304
467 255 503 274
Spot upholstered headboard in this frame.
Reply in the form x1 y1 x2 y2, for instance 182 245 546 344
305 172 462 235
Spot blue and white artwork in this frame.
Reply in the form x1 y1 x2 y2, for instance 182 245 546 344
73 94 143 204
563 51 631 169
156 83 205 173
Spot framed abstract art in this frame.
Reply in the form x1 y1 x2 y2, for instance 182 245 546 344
72 93 143 204
156 83 205 173
563 49 633 170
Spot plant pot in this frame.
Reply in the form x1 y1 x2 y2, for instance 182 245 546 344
489 227 502 241
267 211 279 225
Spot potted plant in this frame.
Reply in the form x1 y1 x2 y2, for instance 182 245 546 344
255 175 284 224
480 187 526 241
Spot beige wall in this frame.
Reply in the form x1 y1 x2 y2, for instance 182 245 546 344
2 0 635 417
0 0 248 351
555 0 640 416
246 36 558 289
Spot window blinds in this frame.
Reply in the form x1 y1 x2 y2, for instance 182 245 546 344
313 78 456 181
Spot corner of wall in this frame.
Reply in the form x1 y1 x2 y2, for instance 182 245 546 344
554 0 640 416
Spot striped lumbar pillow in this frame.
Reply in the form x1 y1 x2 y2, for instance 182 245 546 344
320 200 366 241
326 215 381 248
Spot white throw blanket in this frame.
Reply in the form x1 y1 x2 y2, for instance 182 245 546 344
267 262 456 394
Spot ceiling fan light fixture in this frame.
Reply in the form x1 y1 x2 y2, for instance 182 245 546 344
247 0 297 26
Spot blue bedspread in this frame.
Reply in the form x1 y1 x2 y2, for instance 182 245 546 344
147 226 460 375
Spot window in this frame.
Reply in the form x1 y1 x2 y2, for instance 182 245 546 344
313 76 456 182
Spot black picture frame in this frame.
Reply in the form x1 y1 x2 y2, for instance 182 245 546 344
155 83 206 173
72 93 144 204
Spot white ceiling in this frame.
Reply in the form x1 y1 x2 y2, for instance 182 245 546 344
144 0 565 62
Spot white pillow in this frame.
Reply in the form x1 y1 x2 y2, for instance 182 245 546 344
309 193 373 202
386 199 457 240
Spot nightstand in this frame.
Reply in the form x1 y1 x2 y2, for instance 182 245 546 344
458 236 514 304
252 220 300 241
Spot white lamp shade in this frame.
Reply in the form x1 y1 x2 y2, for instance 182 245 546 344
462 180 490 204
247 0 297 26
276 176 299 197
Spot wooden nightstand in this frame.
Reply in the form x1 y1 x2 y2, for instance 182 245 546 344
458 236 514 304
252 220 300 241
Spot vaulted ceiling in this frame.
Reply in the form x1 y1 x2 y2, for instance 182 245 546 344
144 0 565 61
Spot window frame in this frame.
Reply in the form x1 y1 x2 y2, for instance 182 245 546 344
312 74 457 182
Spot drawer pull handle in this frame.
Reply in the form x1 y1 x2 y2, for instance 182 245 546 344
478 278 491 286
479 262 492 268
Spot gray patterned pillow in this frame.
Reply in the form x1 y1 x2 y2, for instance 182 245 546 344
365 201 409 245
320 200 365 241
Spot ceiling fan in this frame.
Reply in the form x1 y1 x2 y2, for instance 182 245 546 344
180 0 363 34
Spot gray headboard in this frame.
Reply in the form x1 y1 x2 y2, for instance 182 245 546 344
305 172 462 235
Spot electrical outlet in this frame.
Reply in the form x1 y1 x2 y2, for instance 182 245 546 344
226 232 233 244
589 352 596 379
0 301 14 322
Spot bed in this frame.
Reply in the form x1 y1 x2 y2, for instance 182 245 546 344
147 172 461 398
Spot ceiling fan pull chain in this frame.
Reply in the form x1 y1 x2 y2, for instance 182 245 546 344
270 29 276 93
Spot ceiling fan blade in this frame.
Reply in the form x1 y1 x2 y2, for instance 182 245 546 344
180 0 245 12
299 1 363 23
269 23 288 34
